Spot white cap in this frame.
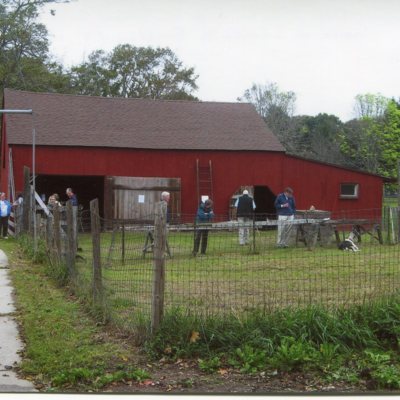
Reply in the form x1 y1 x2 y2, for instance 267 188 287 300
243 190 249 195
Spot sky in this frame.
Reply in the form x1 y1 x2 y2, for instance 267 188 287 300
39 0 400 122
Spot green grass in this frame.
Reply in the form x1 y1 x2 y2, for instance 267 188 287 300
4 238 149 391
67 227 400 335
5 232 400 391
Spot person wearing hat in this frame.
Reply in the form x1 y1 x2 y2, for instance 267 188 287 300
274 187 296 247
192 198 214 256
234 189 256 245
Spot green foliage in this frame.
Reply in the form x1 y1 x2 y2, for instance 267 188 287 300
354 93 390 119
229 345 267 373
269 336 319 371
198 356 221 373
17 234 48 264
372 365 400 389
0 0 71 96
52 366 149 389
69 44 198 100
379 100 400 179
147 297 400 385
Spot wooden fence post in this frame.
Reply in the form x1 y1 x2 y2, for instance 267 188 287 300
151 200 167 334
66 201 76 283
53 205 62 262
46 213 53 249
122 220 125 265
90 199 103 304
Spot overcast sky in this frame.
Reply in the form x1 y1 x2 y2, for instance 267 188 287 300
39 0 400 122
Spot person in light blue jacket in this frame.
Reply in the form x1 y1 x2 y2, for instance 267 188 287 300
0 192 12 239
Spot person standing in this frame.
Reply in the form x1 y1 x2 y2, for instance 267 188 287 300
192 199 214 256
0 192 12 239
66 188 78 206
161 191 170 222
235 189 256 245
274 187 296 247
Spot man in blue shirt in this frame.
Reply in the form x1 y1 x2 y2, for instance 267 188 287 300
274 187 296 247
66 188 78 206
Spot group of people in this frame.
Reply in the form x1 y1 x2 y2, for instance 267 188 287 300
47 188 78 208
0 188 79 239
161 186 296 257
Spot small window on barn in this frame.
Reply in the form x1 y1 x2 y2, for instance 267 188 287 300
340 183 359 199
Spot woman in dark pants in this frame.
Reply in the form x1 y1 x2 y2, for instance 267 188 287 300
192 199 214 256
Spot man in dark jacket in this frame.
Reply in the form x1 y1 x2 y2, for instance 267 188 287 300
235 189 256 245
192 199 214 256
274 187 296 247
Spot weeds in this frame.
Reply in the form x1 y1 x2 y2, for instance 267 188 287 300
146 299 400 389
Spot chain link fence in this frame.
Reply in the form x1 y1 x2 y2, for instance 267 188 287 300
26 200 400 341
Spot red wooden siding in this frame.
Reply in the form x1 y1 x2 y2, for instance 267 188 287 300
7 145 383 217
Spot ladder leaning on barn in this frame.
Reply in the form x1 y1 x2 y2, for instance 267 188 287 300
196 159 214 203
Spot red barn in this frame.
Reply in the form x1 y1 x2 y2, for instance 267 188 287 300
1 89 385 220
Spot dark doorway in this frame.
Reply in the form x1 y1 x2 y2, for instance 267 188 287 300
35 175 105 216
254 186 276 219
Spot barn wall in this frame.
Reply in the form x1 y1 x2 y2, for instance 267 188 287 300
9 145 383 217
285 155 383 216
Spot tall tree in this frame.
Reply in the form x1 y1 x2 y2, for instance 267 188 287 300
353 93 390 119
237 82 297 148
293 113 348 165
0 0 70 96
238 82 296 119
379 100 400 178
340 118 382 173
69 44 199 100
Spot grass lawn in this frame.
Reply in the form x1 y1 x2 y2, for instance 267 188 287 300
67 227 400 337
3 238 149 391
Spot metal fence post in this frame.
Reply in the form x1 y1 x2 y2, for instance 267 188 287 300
90 199 103 305
151 200 167 334
22 166 31 233
252 214 256 253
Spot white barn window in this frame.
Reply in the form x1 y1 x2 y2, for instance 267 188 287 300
340 183 359 199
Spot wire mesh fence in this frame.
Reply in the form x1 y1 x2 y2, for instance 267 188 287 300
29 200 400 340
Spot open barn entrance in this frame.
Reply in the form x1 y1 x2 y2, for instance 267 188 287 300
253 185 277 219
229 185 277 220
35 174 105 216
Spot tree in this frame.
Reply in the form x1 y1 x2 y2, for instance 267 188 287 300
237 82 297 148
379 100 400 178
69 44 199 100
340 118 382 173
292 113 349 165
238 82 296 119
353 93 390 119
0 0 70 96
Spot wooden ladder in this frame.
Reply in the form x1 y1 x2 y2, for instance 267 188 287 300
196 159 214 202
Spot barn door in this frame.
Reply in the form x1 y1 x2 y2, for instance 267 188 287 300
104 176 181 222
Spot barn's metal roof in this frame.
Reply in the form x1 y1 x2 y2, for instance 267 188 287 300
3 89 285 152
